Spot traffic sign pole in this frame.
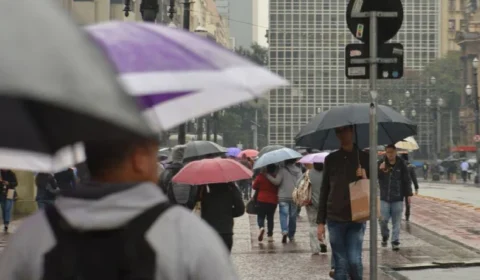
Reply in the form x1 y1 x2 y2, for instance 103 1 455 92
368 11 379 280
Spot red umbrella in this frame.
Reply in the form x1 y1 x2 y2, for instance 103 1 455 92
237 149 259 158
172 158 253 185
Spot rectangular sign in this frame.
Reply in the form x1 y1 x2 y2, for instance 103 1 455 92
345 43 404 80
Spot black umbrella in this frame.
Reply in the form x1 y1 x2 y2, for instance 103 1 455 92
295 104 417 150
0 0 152 172
183 141 227 161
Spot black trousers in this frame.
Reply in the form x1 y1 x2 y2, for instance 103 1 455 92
220 233 233 252
462 171 468 182
404 197 411 219
256 202 277 236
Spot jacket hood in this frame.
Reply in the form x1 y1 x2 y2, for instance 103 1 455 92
55 182 167 231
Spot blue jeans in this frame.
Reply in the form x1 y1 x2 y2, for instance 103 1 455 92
0 198 14 226
380 200 403 244
328 221 366 280
278 200 297 238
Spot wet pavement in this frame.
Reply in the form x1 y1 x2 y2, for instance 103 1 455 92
231 202 480 279
417 182 480 207
399 267 480 279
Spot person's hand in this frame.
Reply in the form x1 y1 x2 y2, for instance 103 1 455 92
317 224 325 241
356 166 367 179
408 196 412 204
379 162 386 171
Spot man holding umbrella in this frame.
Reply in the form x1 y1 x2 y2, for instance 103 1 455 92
316 125 368 280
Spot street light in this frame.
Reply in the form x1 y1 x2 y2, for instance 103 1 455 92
405 90 411 98
473 57 479 69
411 109 417 117
438 98 444 107
400 110 406 116
388 99 393 106
466 84 473 95
426 98 432 107
430 76 436 85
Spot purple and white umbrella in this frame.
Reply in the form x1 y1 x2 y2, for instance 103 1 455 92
298 152 330 164
86 22 288 131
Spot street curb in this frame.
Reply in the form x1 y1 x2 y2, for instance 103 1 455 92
389 260 480 271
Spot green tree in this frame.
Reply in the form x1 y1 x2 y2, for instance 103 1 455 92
216 43 269 148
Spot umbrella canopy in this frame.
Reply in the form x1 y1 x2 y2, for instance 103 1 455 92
258 145 285 158
226 147 241 157
253 148 303 170
395 136 419 151
237 149 259 159
295 104 417 150
86 22 288 130
0 0 152 172
298 152 330 164
172 158 252 185
183 141 226 160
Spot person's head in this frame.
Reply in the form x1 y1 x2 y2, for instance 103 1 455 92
285 159 297 166
304 163 313 170
385 144 397 162
241 154 248 160
85 136 159 184
313 162 324 172
401 153 409 162
266 164 277 174
335 125 354 147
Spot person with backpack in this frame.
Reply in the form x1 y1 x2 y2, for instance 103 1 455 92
252 164 279 243
35 173 60 209
266 159 303 243
0 136 239 280
199 182 245 252
159 145 198 210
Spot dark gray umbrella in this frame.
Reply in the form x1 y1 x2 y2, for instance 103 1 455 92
258 145 285 158
0 0 152 171
183 141 227 161
295 104 417 150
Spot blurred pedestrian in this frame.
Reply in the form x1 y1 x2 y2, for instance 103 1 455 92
0 169 17 233
422 162 429 180
0 136 238 279
379 145 412 251
35 173 60 209
306 162 328 255
317 125 368 280
266 159 302 243
199 183 245 252
400 154 419 222
461 160 469 183
448 162 457 183
54 167 76 191
253 164 279 243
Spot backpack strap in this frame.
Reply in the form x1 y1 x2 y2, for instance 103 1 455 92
126 202 172 234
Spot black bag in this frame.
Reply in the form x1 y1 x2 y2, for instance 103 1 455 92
167 182 198 210
246 189 259 215
42 202 171 280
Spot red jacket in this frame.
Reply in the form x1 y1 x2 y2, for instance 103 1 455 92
252 173 278 205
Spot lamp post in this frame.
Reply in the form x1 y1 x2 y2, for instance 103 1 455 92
466 59 480 184
426 98 432 161
213 110 225 143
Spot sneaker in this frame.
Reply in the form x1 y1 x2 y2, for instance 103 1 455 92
381 236 388 247
320 244 328 253
289 236 295 242
405 216 410 222
3 225 7 233
282 234 288 244
267 236 274 243
258 228 265 242
329 269 335 278
392 242 400 251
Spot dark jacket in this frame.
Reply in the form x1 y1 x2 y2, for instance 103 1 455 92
201 183 245 234
158 162 183 194
0 170 17 198
54 169 76 191
316 148 370 224
378 157 413 202
35 173 59 201
406 162 419 191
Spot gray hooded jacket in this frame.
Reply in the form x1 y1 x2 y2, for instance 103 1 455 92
0 182 238 280
267 164 303 201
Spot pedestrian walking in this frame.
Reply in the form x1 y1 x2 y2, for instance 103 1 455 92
0 169 17 233
316 125 369 280
35 173 60 210
252 164 279 243
305 162 328 255
378 145 413 251
266 159 303 243
400 154 419 222
199 183 245 252
448 163 458 183
0 136 239 280
461 160 469 183
423 162 429 180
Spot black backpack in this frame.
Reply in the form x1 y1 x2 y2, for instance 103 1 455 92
42 202 171 280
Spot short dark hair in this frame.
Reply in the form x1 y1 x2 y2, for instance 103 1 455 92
266 164 277 174
401 153 409 161
313 162 324 172
385 144 396 150
85 136 158 178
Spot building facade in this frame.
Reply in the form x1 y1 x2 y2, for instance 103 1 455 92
268 0 441 150
217 0 253 48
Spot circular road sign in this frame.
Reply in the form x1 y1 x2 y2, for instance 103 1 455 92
474 135 480 142
346 0 404 44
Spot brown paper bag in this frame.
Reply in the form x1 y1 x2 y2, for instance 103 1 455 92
6 189 15 200
349 179 380 222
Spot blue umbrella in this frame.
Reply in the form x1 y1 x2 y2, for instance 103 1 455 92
253 148 302 170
